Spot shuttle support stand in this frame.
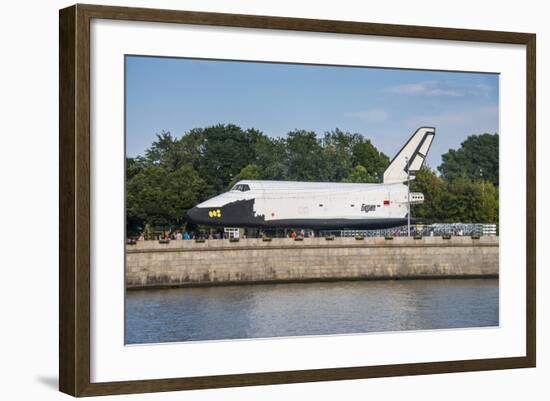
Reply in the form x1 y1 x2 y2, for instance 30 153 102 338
406 156 411 237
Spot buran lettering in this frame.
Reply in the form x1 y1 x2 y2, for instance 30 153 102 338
361 204 376 213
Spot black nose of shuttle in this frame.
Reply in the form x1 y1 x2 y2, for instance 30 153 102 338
185 206 202 224
186 205 226 227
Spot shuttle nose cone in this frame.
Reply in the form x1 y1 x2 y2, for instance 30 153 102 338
186 205 226 227
186 206 203 224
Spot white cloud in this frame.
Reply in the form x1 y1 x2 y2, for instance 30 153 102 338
403 105 498 167
385 80 492 97
405 105 498 127
348 109 389 122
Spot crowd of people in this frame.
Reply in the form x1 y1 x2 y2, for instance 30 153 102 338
131 223 496 242
136 229 316 241
330 223 496 238
288 229 315 239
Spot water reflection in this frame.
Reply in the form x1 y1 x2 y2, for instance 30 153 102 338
125 279 498 344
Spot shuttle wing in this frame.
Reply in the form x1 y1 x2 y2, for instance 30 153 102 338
383 127 435 183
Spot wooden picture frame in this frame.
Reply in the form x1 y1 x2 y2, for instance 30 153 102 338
59 3 536 397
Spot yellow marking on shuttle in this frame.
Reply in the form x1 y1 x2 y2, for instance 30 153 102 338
208 209 222 218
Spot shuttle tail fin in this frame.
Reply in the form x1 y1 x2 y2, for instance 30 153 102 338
383 127 435 184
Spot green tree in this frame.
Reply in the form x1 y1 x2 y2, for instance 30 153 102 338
344 165 371 183
127 124 499 229
165 165 208 225
176 128 207 170
475 180 499 223
126 164 206 235
145 131 181 170
126 156 149 180
320 129 389 182
286 130 325 181
321 129 360 181
439 133 499 186
410 166 446 222
197 124 258 194
351 139 390 183
127 166 170 234
442 177 498 223
252 136 288 180
228 164 263 189
411 166 498 223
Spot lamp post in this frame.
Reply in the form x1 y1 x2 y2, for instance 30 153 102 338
480 168 484 196
405 156 410 237
480 168 485 233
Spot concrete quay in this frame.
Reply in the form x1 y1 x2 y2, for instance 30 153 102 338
126 236 499 289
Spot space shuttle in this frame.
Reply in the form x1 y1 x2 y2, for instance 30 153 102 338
186 127 435 230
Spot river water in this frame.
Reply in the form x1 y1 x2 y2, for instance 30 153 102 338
125 279 498 344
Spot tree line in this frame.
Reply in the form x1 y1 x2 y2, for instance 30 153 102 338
126 124 498 234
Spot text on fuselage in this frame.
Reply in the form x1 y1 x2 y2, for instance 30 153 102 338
361 204 377 213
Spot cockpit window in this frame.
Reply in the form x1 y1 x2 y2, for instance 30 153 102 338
231 184 250 192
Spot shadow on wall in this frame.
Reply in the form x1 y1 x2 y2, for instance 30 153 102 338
35 376 58 391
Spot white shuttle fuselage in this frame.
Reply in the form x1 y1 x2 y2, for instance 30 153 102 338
186 127 435 229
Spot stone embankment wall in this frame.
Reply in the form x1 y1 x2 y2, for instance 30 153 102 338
126 236 498 289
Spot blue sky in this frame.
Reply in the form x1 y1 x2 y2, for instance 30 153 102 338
126 56 498 169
